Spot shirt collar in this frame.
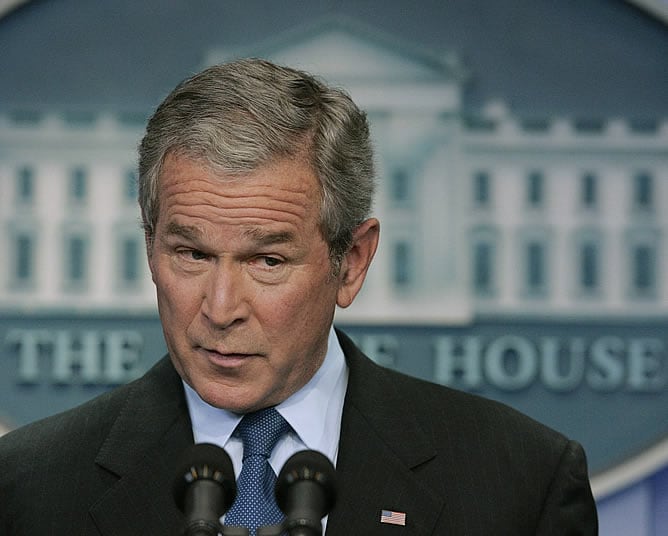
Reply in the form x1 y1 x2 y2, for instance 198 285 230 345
275 327 347 460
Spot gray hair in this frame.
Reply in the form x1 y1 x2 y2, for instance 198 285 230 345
138 58 375 270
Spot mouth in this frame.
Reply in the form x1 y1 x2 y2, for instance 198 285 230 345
198 347 261 367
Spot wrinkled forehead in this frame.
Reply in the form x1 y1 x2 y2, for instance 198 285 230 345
153 152 327 245
158 150 323 203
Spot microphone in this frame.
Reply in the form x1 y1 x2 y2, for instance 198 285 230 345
173 443 237 536
274 450 337 536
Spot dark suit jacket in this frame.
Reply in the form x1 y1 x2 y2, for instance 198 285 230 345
0 330 597 535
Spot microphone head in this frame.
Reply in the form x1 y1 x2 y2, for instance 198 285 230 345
173 442 237 514
275 450 337 517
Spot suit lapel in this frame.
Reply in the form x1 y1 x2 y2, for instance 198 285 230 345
327 332 445 535
89 358 194 535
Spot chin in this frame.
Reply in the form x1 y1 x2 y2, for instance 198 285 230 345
197 383 257 413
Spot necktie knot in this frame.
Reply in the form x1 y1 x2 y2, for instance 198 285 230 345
236 407 290 460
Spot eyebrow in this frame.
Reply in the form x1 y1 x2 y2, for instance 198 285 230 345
165 221 295 247
165 222 201 241
242 227 295 246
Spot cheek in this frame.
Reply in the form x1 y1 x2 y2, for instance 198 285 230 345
155 269 201 325
267 279 337 331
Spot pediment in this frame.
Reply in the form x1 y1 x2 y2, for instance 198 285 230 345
204 17 463 86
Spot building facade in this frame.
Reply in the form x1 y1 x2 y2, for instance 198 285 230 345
2 24 665 321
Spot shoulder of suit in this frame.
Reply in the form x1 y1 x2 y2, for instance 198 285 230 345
0 356 176 459
391 360 566 438
338 329 569 448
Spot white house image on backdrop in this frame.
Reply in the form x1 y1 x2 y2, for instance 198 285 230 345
1 19 666 326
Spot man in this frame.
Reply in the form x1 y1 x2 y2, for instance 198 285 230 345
0 58 598 535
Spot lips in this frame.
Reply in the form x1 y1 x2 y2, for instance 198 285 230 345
206 349 251 357
198 346 262 367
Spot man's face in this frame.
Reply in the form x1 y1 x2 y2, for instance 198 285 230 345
147 153 348 413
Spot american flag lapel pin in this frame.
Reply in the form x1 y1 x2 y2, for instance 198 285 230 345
380 509 407 526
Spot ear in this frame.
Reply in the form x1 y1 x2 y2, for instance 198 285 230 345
142 212 157 282
336 218 380 308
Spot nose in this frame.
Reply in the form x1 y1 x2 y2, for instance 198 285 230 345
200 261 249 329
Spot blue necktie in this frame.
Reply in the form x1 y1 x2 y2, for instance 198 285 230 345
225 408 290 535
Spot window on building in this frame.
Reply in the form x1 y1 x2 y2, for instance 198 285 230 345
13 231 35 286
391 168 413 205
579 241 600 291
524 239 548 296
631 244 656 296
527 242 544 288
16 166 35 204
473 241 495 295
581 173 597 209
527 170 544 207
69 167 88 204
473 171 491 208
64 234 89 288
626 229 659 299
120 236 141 286
124 169 138 204
393 241 413 288
632 171 653 211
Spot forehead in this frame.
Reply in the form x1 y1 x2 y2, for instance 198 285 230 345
159 151 320 194
156 152 323 233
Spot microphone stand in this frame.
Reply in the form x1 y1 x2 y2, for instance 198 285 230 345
182 523 248 536
217 522 288 536
257 521 322 536
220 519 322 535
220 525 249 536
257 523 285 536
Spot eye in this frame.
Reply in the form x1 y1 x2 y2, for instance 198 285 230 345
246 255 288 283
259 256 282 268
190 250 208 261
177 248 209 261
247 255 285 271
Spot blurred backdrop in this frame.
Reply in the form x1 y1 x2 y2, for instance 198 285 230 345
1 1 667 533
